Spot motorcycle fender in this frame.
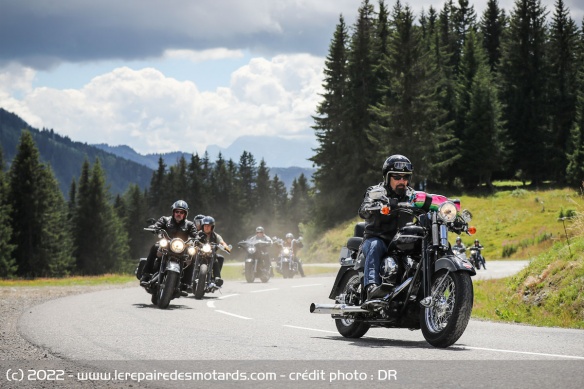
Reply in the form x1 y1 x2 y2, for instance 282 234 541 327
166 261 181 273
434 255 476 276
328 265 357 300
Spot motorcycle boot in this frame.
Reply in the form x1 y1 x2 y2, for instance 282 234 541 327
215 277 224 287
139 273 151 287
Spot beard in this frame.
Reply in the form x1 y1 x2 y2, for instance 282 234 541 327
394 184 406 196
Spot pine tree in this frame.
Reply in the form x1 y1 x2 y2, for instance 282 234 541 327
460 30 507 188
289 174 313 236
8 131 74 277
547 0 579 183
148 157 167 217
499 0 549 185
480 0 506 71
311 14 350 227
0 147 16 277
566 24 584 185
74 159 130 274
254 159 275 230
122 184 150 260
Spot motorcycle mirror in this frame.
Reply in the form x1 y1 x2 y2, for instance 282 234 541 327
298 237 303 242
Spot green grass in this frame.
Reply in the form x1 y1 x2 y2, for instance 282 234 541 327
0 274 135 287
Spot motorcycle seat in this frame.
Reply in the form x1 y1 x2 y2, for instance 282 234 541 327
347 237 363 252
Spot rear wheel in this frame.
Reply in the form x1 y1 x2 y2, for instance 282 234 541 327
420 270 473 348
158 271 178 309
194 264 207 299
334 271 370 338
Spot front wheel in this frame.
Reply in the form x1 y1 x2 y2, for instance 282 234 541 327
334 271 370 338
158 271 179 309
244 262 255 283
420 270 473 348
194 264 207 299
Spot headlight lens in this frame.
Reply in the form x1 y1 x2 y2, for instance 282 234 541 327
438 201 457 223
159 238 169 248
170 239 185 253
202 243 212 253
187 246 196 256
247 247 256 254
283 247 290 255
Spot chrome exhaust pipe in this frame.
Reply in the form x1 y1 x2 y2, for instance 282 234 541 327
310 303 368 314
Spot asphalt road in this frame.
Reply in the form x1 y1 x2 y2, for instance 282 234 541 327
15 261 584 388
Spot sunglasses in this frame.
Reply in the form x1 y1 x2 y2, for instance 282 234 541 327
173 210 186 215
390 174 410 181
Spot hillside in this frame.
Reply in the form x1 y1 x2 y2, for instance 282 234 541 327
302 186 582 263
0 108 153 196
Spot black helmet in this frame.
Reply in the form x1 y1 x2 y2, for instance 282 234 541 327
456 236 461 242
286 233 294 240
171 200 189 217
256 226 264 233
474 239 480 244
202 216 215 230
382 155 413 183
194 214 205 228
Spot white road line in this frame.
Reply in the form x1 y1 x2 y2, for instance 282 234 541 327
251 288 279 293
292 284 322 288
284 326 584 359
206 301 215 308
215 310 252 320
283 325 338 334
218 294 239 299
456 346 584 360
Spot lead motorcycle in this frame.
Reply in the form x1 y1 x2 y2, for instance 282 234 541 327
310 189 476 348
238 239 273 283
138 228 197 309
189 241 231 299
469 247 486 270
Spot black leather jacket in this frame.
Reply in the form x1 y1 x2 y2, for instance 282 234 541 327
149 216 198 241
358 183 414 243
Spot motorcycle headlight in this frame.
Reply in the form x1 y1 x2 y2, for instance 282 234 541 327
438 201 457 223
247 247 256 254
170 239 185 253
283 248 290 255
159 238 169 248
202 243 212 253
187 246 196 256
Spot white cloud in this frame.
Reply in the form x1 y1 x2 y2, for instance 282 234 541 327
1 55 324 156
163 48 244 63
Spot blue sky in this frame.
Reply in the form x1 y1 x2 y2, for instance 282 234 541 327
1 0 582 161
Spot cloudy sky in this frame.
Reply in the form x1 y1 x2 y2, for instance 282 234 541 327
1 0 582 158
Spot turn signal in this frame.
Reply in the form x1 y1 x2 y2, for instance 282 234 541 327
381 206 390 215
468 226 476 235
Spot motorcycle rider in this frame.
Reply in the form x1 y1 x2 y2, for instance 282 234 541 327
140 200 198 287
197 216 231 286
283 233 305 277
359 155 415 303
453 236 467 257
248 226 273 273
472 239 486 269
193 214 206 232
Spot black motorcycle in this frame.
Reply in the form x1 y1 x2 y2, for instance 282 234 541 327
310 190 476 348
137 228 197 309
273 238 300 279
469 247 486 270
238 239 273 283
190 241 231 299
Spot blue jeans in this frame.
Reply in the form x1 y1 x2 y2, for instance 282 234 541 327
362 237 388 288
